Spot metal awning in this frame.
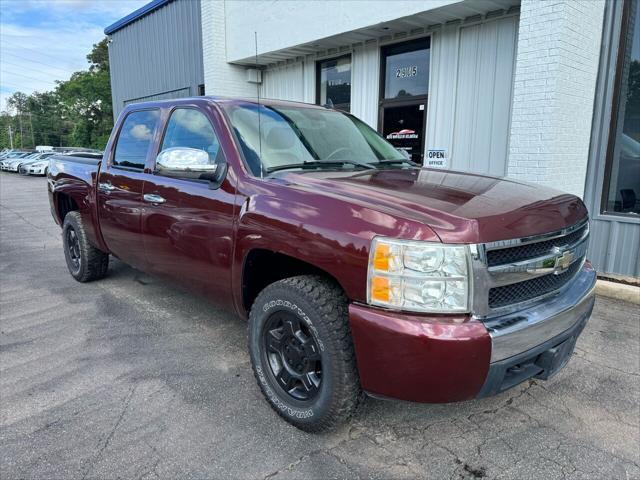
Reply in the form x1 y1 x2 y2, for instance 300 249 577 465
232 0 520 66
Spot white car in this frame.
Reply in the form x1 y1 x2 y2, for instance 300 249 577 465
24 157 53 176
0 152 27 169
0 153 32 172
19 152 56 175
25 151 102 177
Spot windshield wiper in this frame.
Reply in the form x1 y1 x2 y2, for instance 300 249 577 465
265 160 374 174
374 158 420 167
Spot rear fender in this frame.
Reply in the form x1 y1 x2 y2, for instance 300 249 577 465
48 157 108 252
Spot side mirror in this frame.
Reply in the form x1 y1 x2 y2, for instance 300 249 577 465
156 147 217 180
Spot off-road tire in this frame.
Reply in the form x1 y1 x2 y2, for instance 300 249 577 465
248 275 363 432
62 211 109 282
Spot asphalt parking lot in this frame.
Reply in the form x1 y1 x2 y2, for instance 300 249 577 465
0 172 639 480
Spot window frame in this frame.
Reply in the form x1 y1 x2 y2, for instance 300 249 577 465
379 37 431 106
600 0 638 217
109 108 160 172
315 54 352 112
153 105 225 182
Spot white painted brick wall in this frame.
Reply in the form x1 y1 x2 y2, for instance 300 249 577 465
201 0 257 98
507 0 605 197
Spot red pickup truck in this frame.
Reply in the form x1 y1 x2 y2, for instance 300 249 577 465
48 97 596 431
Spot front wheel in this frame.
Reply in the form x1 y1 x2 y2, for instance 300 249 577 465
62 211 109 282
248 275 363 432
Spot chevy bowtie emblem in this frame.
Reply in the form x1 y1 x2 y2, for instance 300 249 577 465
553 249 575 273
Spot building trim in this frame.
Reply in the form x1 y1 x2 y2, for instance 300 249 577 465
585 0 640 226
583 0 640 277
104 0 172 35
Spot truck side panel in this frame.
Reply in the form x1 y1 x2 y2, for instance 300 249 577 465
48 156 108 252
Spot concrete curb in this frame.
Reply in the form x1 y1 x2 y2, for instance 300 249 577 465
596 279 640 305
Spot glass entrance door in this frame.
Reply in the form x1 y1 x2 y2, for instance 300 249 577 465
379 38 430 163
381 103 426 162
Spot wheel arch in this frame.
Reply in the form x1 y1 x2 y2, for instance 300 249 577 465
240 249 346 316
55 192 79 224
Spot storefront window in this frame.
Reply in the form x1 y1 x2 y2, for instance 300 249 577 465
316 55 351 111
379 38 430 163
382 38 430 100
603 0 640 215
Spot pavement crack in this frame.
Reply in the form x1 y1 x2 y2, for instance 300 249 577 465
81 384 137 479
573 347 639 376
0 203 60 241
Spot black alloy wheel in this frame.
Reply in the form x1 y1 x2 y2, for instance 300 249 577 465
262 311 322 401
66 226 81 274
248 275 363 432
62 211 109 282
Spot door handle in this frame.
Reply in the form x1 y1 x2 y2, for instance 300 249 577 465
98 182 115 193
143 193 166 204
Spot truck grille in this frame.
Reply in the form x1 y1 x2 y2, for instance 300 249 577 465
472 219 589 317
486 223 588 267
488 261 582 309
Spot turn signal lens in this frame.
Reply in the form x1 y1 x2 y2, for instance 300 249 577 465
373 244 390 271
367 237 470 313
371 276 390 302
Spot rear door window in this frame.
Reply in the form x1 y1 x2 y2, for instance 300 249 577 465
112 109 160 169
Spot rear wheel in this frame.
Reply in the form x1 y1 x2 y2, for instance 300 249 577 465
62 211 109 282
248 275 363 432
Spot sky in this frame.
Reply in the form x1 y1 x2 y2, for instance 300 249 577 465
0 0 149 112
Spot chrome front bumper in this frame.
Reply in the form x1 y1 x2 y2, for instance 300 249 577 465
483 263 596 363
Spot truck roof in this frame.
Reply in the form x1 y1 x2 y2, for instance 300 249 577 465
122 96 331 112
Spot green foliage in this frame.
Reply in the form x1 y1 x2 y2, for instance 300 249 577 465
0 38 113 150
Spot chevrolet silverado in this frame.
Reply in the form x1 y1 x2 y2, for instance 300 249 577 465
47 97 595 431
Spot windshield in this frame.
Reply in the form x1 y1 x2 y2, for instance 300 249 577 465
222 103 407 175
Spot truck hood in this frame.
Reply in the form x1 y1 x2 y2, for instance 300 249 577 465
276 168 588 243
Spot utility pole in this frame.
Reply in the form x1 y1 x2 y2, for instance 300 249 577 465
8 125 14 149
29 113 35 147
18 113 23 148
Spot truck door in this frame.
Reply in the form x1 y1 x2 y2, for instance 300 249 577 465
140 106 236 310
97 109 160 271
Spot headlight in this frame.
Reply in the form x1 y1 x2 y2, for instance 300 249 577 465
367 237 471 313
31 162 47 168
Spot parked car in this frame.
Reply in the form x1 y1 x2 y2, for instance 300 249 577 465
47 97 596 432
19 152 56 175
0 152 32 171
26 151 102 176
0 149 22 159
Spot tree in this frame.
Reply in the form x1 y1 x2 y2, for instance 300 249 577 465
87 38 110 73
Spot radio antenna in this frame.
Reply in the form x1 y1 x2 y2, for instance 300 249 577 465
255 31 263 179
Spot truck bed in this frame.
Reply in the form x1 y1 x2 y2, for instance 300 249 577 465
50 153 102 166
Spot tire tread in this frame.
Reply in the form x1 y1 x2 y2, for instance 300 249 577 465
249 275 364 432
63 211 109 282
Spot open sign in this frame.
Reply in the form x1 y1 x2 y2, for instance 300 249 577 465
426 149 448 169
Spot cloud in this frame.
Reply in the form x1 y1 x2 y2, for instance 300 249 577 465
0 0 148 111
130 123 152 141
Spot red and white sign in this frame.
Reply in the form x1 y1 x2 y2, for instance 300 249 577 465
386 129 418 140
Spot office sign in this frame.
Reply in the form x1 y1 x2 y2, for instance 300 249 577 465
426 148 448 169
